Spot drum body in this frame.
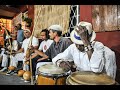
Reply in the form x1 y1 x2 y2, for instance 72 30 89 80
37 64 69 85
66 71 116 85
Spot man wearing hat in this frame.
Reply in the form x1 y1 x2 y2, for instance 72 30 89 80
29 24 72 77
6 29 39 78
52 21 116 79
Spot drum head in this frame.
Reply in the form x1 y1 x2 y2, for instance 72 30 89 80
38 64 66 77
67 71 115 85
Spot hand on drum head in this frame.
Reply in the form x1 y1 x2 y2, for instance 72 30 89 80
59 61 72 72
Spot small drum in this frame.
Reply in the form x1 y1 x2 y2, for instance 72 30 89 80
37 63 69 85
66 71 116 85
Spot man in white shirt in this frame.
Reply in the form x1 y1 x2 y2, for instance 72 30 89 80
29 29 53 76
38 29 53 53
6 29 39 78
52 21 117 79
0 35 19 72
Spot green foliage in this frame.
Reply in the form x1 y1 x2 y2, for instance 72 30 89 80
22 16 32 27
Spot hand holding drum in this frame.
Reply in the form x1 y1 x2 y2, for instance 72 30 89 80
59 61 76 72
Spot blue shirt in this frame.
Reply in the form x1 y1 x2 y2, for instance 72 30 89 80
17 29 24 43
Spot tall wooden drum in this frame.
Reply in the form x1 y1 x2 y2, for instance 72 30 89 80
66 71 116 85
36 63 69 85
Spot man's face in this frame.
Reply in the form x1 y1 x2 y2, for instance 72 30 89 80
24 31 31 38
40 32 46 40
17 24 20 29
75 44 84 52
14 26 18 31
49 30 56 40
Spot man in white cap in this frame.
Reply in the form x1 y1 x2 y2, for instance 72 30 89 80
6 29 39 80
52 21 117 79
29 24 72 77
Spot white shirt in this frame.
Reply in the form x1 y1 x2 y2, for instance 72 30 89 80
7 40 18 51
12 40 19 51
52 41 116 79
38 39 53 52
22 36 39 56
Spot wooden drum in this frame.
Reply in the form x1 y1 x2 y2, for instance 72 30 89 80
36 63 69 85
66 71 116 85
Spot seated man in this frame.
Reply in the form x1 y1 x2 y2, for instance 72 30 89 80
29 25 72 77
6 29 39 78
28 29 53 76
52 21 117 79
0 35 19 73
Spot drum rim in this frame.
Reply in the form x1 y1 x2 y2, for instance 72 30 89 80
66 71 116 85
38 71 69 78
37 64 70 77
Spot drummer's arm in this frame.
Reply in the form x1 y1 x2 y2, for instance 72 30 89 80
89 42 105 73
34 49 49 61
31 52 38 59
82 38 93 60
16 48 24 54
52 45 73 66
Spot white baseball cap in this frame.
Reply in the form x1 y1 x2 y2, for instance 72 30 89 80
48 24 62 31
24 29 31 33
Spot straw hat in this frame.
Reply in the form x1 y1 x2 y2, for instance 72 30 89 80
70 21 96 45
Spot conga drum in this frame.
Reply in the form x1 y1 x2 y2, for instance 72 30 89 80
36 63 69 85
66 71 116 85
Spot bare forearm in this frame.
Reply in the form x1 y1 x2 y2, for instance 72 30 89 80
16 48 23 54
31 53 38 59
37 57 48 62
34 49 49 59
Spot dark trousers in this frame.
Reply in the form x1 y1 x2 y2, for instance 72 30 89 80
31 55 51 76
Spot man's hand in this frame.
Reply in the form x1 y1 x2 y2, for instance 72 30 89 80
25 57 30 61
75 25 90 45
59 61 72 72
28 45 34 50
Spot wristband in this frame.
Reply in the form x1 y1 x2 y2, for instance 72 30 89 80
84 44 93 52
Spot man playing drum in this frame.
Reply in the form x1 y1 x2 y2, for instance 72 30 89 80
28 25 72 77
52 21 117 80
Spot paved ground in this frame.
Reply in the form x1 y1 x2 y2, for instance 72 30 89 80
0 71 31 85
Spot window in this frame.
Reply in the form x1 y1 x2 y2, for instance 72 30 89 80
63 5 80 37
